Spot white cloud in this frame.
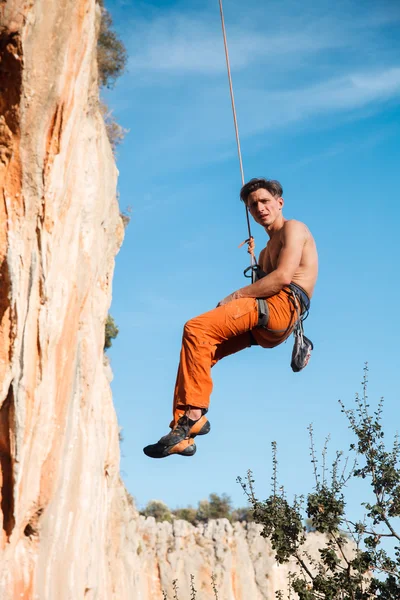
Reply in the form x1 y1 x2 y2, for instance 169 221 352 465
118 2 400 173
240 67 400 135
128 65 400 175
126 2 400 76
127 13 345 74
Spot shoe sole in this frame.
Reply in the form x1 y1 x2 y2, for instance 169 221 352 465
143 439 197 459
191 419 211 437
175 443 197 456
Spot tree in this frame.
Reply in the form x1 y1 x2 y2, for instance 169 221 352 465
239 365 400 599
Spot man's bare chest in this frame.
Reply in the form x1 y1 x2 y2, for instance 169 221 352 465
262 238 283 272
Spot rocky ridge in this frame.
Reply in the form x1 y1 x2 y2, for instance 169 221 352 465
121 512 327 599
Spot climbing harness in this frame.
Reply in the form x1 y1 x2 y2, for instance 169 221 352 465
254 274 314 371
256 282 308 334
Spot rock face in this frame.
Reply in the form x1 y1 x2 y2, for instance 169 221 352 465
118 514 327 600
0 1 124 597
0 2 324 599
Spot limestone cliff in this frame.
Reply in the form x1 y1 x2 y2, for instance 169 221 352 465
114 511 327 600
0 0 124 597
0 2 321 599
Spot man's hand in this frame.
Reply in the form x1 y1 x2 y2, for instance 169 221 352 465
217 291 242 307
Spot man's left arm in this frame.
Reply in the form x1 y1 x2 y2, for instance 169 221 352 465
218 221 306 305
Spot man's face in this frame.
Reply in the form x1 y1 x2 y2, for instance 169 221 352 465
247 188 284 228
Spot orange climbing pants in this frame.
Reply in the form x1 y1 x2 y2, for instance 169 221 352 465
171 287 299 426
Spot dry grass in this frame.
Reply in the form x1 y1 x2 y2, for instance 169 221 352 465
99 101 128 155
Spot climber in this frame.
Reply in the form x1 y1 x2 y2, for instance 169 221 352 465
143 178 318 459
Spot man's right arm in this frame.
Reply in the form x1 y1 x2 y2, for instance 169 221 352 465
227 221 306 301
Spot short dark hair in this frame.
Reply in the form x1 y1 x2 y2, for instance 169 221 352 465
240 178 283 205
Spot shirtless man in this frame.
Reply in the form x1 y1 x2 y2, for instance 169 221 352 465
144 178 318 459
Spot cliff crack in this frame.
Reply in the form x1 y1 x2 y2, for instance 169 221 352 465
42 102 65 189
0 382 15 539
0 31 22 166
24 507 43 538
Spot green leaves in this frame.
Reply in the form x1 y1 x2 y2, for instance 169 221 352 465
242 365 400 599
104 314 119 350
257 495 304 563
307 488 345 534
97 1 127 89
140 493 251 525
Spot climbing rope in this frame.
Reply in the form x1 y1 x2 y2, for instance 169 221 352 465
218 0 256 280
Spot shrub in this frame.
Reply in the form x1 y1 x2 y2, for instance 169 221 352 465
141 493 252 527
196 493 233 522
141 500 173 523
120 204 132 228
231 506 254 523
173 507 198 525
104 314 118 350
239 365 400 599
97 0 127 89
99 101 128 155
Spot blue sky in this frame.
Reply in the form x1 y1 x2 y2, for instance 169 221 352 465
104 0 400 518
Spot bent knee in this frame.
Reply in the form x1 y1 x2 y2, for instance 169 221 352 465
183 319 195 338
183 317 205 340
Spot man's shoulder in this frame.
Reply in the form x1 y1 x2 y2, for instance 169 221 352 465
282 219 309 237
283 218 307 229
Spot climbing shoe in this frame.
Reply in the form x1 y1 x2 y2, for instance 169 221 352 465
143 437 196 459
158 413 211 447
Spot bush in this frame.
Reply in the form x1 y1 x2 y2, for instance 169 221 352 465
231 506 254 523
97 0 127 89
99 101 128 155
141 493 253 526
120 204 132 228
173 506 198 525
104 314 118 350
239 365 400 599
196 493 233 522
141 500 173 523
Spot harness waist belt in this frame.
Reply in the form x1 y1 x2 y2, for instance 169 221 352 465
288 283 311 313
253 267 310 314
255 283 311 332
